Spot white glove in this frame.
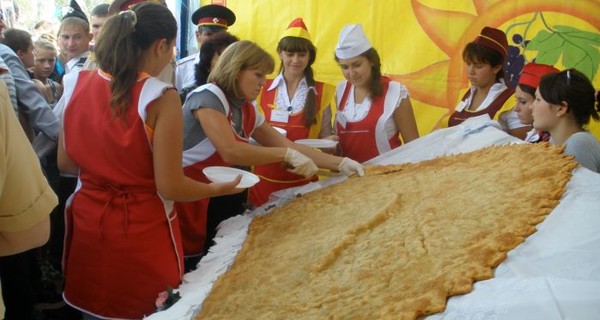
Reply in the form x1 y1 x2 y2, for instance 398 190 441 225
338 157 364 177
284 148 318 178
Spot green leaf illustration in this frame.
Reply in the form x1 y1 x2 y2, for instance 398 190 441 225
525 25 600 79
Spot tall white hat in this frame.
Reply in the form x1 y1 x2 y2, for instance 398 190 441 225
335 24 372 59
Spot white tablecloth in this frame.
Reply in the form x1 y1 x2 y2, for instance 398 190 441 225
147 119 600 320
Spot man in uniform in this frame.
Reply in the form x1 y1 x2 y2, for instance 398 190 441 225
174 4 235 91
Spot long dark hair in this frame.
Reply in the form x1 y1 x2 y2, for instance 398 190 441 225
278 36 318 128
538 69 600 127
194 32 239 86
95 3 176 117
462 42 506 83
335 47 383 98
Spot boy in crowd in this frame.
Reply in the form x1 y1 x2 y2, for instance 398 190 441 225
57 0 92 75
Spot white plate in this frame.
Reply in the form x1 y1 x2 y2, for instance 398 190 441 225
272 126 287 136
294 139 338 149
202 166 260 188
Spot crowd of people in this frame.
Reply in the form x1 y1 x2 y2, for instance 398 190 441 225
0 0 599 319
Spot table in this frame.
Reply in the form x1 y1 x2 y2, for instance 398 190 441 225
147 118 600 320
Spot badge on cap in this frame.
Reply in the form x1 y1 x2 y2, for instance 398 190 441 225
191 4 236 29
63 0 88 23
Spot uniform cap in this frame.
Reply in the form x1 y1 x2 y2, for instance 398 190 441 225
518 63 559 89
191 4 235 30
280 17 312 42
473 27 508 60
63 0 88 23
335 24 372 59
108 0 164 15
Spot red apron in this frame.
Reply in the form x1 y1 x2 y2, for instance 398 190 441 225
249 80 331 207
336 77 401 163
176 84 257 256
62 71 182 319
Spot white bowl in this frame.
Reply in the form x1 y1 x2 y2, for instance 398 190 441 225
202 166 260 188
272 126 287 136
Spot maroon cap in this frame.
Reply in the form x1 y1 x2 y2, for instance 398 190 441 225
473 27 508 60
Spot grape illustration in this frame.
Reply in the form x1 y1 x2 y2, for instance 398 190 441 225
505 33 526 88
512 34 523 45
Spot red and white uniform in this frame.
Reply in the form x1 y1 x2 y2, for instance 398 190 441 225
335 76 405 163
62 70 182 319
175 83 261 256
249 75 335 207
447 83 514 127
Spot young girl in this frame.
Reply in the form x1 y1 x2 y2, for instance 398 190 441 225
175 40 363 265
32 39 63 106
333 24 419 163
512 62 558 142
57 3 242 318
439 27 528 139
249 18 337 207
531 69 600 172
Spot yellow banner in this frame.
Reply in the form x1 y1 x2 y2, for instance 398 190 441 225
205 0 600 136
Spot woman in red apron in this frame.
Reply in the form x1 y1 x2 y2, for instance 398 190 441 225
58 4 242 319
334 24 419 163
176 40 364 267
250 18 337 207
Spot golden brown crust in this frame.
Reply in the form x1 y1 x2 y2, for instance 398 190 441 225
196 143 575 320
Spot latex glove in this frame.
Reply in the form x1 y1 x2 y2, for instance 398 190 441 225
284 148 318 178
338 157 364 177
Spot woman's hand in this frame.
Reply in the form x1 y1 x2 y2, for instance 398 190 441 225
209 174 246 196
338 157 364 177
284 148 318 177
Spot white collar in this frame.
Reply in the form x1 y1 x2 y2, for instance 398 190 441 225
66 51 90 73
464 82 508 112
267 73 309 92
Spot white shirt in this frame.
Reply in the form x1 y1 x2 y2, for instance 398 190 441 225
175 54 200 91
524 128 541 143
455 82 507 113
267 73 314 114
65 51 90 75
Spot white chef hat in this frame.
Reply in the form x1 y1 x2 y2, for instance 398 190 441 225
335 24 372 59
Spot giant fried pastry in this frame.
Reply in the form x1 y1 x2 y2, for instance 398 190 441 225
196 143 576 320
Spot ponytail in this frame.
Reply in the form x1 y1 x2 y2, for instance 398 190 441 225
95 3 176 117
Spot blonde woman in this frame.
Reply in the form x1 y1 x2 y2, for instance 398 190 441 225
176 40 364 266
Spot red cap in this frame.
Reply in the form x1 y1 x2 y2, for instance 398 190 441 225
280 18 312 42
473 27 508 60
108 0 164 15
518 63 559 89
